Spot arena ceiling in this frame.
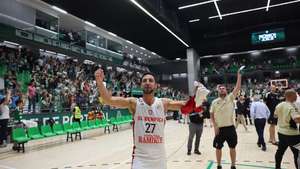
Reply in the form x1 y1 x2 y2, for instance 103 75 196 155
43 0 300 59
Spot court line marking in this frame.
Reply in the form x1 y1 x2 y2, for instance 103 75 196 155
206 161 286 169
0 164 17 169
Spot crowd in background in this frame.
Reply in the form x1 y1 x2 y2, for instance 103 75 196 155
0 46 185 115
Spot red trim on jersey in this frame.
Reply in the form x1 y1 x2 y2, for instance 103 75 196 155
131 115 136 169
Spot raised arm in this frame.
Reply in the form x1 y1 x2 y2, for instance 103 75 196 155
95 69 136 112
232 70 242 97
162 98 186 112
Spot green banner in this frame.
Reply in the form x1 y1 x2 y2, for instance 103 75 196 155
20 108 131 125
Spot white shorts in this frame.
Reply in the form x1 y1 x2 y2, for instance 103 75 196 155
132 157 166 169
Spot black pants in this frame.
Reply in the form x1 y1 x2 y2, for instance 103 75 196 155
275 133 300 169
0 119 9 144
254 118 266 147
244 111 252 125
72 118 81 124
187 122 203 152
28 97 36 113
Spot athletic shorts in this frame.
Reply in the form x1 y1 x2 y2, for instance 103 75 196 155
213 125 237 149
268 115 278 125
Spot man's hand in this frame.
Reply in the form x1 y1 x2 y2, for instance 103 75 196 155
95 69 105 83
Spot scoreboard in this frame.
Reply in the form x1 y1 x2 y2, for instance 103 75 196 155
251 28 285 45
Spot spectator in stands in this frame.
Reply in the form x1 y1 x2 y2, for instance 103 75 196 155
0 89 11 148
87 107 96 121
28 80 36 114
13 99 23 123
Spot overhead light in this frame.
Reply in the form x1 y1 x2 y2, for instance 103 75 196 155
131 48 133 51
287 47 297 52
97 35 100 38
85 21 96 27
108 32 117 37
251 51 261 56
126 40 133 44
266 0 271 11
221 55 230 59
188 19 200 23
52 6 68 14
140 52 143 54
138 57 142 61
213 0 222 20
125 46 128 48
275 70 280 74
176 58 181 60
136 50 138 53
178 0 220 10
130 0 189 47
209 0 300 19
45 50 56 55
151 52 157 55
3 41 19 46
140 47 146 50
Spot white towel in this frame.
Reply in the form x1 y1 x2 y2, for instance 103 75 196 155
194 83 210 107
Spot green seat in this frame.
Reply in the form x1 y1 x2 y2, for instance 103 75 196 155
53 124 66 135
88 120 96 129
63 123 76 133
41 125 56 137
95 119 102 128
100 119 110 127
72 122 83 132
80 121 90 130
12 128 30 143
28 127 44 139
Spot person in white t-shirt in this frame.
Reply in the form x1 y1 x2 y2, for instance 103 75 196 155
0 89 11 148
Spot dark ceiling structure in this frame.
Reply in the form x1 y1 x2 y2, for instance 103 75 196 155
43 0 300 60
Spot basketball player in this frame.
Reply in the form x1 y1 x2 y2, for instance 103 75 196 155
95 69 203 169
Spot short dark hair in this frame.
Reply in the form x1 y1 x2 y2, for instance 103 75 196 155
141 72 157 83
296 88 300 94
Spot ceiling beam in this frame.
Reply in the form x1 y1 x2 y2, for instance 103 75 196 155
208 0 300 19
178 0 220 10
213 0 222 20
266 0 271 11
130 0 190 47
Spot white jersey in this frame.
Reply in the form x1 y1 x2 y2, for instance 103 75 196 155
132 97 166 169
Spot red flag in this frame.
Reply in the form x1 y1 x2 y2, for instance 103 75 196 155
181 96 203 115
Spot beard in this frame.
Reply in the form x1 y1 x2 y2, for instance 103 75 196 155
143 88 154 94
219 93 227 98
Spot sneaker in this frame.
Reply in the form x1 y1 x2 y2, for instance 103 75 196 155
0 143 7 148
257 143 261 148
262 146 267 151
272 142 279 146
217 165 222 169
194 150 201 155
187 151 191 155
231 166 236 169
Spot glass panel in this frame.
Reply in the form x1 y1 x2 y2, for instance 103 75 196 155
107 39 123 54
